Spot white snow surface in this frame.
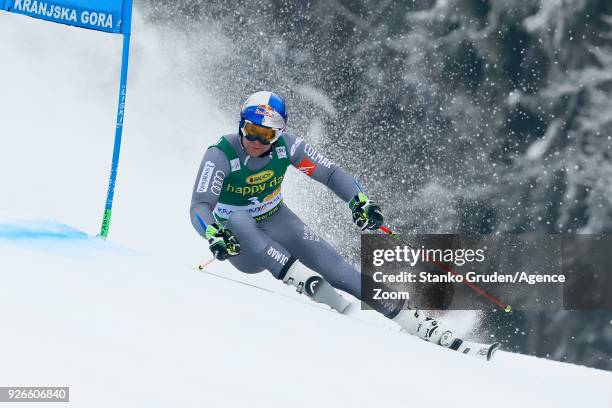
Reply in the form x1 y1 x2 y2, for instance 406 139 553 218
1 221 612 407
1 9 612 408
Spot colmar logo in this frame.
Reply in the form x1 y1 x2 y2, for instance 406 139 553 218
297 158 317 177
304 144 334 168
267 247 289 265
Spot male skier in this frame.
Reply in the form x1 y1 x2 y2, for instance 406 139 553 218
190 91 494 357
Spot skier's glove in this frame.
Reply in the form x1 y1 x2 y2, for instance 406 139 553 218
205 223 241 261
349 193 384 231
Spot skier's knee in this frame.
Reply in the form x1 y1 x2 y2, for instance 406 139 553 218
234 265 264 274
227 255 264 274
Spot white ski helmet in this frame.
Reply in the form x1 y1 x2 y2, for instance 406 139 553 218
239 91 288 144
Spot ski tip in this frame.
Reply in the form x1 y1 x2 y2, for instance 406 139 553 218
487 342 501 361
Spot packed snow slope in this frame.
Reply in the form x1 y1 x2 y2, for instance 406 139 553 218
1 221 611 408
1 9 612 408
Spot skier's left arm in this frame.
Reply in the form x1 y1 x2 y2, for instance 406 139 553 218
284 133 383 230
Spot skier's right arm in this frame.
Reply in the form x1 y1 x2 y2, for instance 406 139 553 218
190 147 242 260
189 147 229 238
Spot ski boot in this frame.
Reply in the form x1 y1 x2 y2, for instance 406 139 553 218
281 260 351 313
393 309 455 347
392 309 500 360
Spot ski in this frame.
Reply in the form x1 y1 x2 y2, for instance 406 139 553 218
195 265 501 361
194 265 357 315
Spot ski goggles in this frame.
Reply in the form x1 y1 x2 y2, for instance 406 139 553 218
241 121 280 145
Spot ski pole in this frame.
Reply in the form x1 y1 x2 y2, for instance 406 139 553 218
378 225 512 313
193 214 218 270
197 257 216 271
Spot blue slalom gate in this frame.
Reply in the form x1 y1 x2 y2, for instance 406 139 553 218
1 0 134 239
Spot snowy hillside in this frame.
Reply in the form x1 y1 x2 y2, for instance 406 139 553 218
1 221 611 407
1 3 612 406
